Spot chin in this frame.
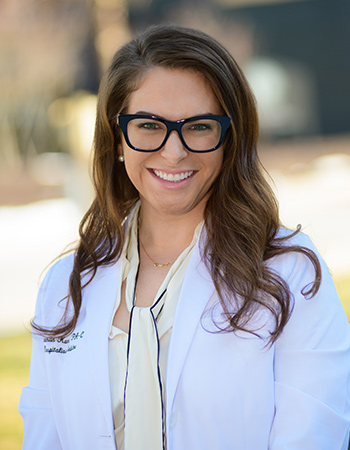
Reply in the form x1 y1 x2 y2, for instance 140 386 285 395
152 197 207 218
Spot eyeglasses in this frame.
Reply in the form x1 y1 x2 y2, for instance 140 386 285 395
117 114 231 153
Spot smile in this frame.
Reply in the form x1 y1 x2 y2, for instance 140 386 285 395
153 169 194 182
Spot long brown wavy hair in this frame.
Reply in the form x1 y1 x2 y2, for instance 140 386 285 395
34 24 321 342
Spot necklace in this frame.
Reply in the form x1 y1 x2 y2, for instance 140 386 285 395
139 238 171 268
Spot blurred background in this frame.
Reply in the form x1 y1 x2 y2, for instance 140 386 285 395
1 0 349 448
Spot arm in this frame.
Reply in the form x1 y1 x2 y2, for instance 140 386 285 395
19 259 71 450
269 236 350 449
19 339 62 449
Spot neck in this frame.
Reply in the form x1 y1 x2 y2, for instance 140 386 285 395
138 204 204 251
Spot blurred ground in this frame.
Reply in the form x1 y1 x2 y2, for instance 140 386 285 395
260 134 350 277
0 198 81 336
0 134 349 336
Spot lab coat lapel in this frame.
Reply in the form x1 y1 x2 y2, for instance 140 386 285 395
85 259 121 435
166 236 215 414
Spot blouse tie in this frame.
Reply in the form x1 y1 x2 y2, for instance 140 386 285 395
124 289 167 449
109 203 203 450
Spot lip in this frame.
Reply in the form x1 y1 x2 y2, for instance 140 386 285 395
147 168 197 187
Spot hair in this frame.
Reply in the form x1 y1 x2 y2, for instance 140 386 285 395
33 24 321 342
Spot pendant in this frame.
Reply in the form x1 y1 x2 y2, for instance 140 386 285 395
153 262 170 268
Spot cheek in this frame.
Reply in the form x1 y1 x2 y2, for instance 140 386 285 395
123 158 137 185
123 150 148 188
209 150 224 177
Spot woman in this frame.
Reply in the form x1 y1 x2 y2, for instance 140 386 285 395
19 25 350 449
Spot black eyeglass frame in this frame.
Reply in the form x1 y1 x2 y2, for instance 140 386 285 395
116 114 231 153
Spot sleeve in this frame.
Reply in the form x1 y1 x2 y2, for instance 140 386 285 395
269 236 350 450
19 258 71 450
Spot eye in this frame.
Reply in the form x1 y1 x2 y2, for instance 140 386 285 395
138 122 160 130
189 122 212 131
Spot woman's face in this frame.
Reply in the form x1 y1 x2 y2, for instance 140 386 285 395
119 67 224 219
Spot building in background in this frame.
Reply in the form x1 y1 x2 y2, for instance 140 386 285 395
0 0 349 206
128 0 350 138
1 0 349 336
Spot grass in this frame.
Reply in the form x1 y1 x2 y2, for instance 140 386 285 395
335 275 350 320
0 332 32 450
1 276 350 449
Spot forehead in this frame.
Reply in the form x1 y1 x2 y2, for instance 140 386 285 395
126 67 221 119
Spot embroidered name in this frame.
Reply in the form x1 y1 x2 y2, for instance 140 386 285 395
44 345 77 354
43 331 85 354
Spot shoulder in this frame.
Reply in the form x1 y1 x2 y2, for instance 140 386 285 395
269 227 321 285
39 253 75 297
271 228 349 346
35 250 122 328
275 226 317 250
268 227 337 319
33 254 75 328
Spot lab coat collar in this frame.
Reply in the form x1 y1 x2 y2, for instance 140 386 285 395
166 229 215 418
85 259 121 441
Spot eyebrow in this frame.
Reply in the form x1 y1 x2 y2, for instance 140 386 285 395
134 110 162 118
133 110 216 120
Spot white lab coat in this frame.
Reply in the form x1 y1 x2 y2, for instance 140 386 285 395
19 230 350 449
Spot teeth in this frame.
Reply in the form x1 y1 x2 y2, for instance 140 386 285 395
153 170 194 182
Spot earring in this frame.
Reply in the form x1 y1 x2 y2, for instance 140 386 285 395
118 155 125 162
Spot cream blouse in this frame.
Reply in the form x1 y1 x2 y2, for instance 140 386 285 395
108 207 203 449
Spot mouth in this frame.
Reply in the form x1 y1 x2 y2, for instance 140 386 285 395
152 169 194 182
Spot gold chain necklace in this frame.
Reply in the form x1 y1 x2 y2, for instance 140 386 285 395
139 238 171 268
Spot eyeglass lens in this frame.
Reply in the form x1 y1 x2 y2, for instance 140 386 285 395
127 117 222 152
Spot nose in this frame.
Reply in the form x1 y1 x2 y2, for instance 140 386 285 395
160 130 188 165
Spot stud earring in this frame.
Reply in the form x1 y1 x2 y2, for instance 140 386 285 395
118 155 125 162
